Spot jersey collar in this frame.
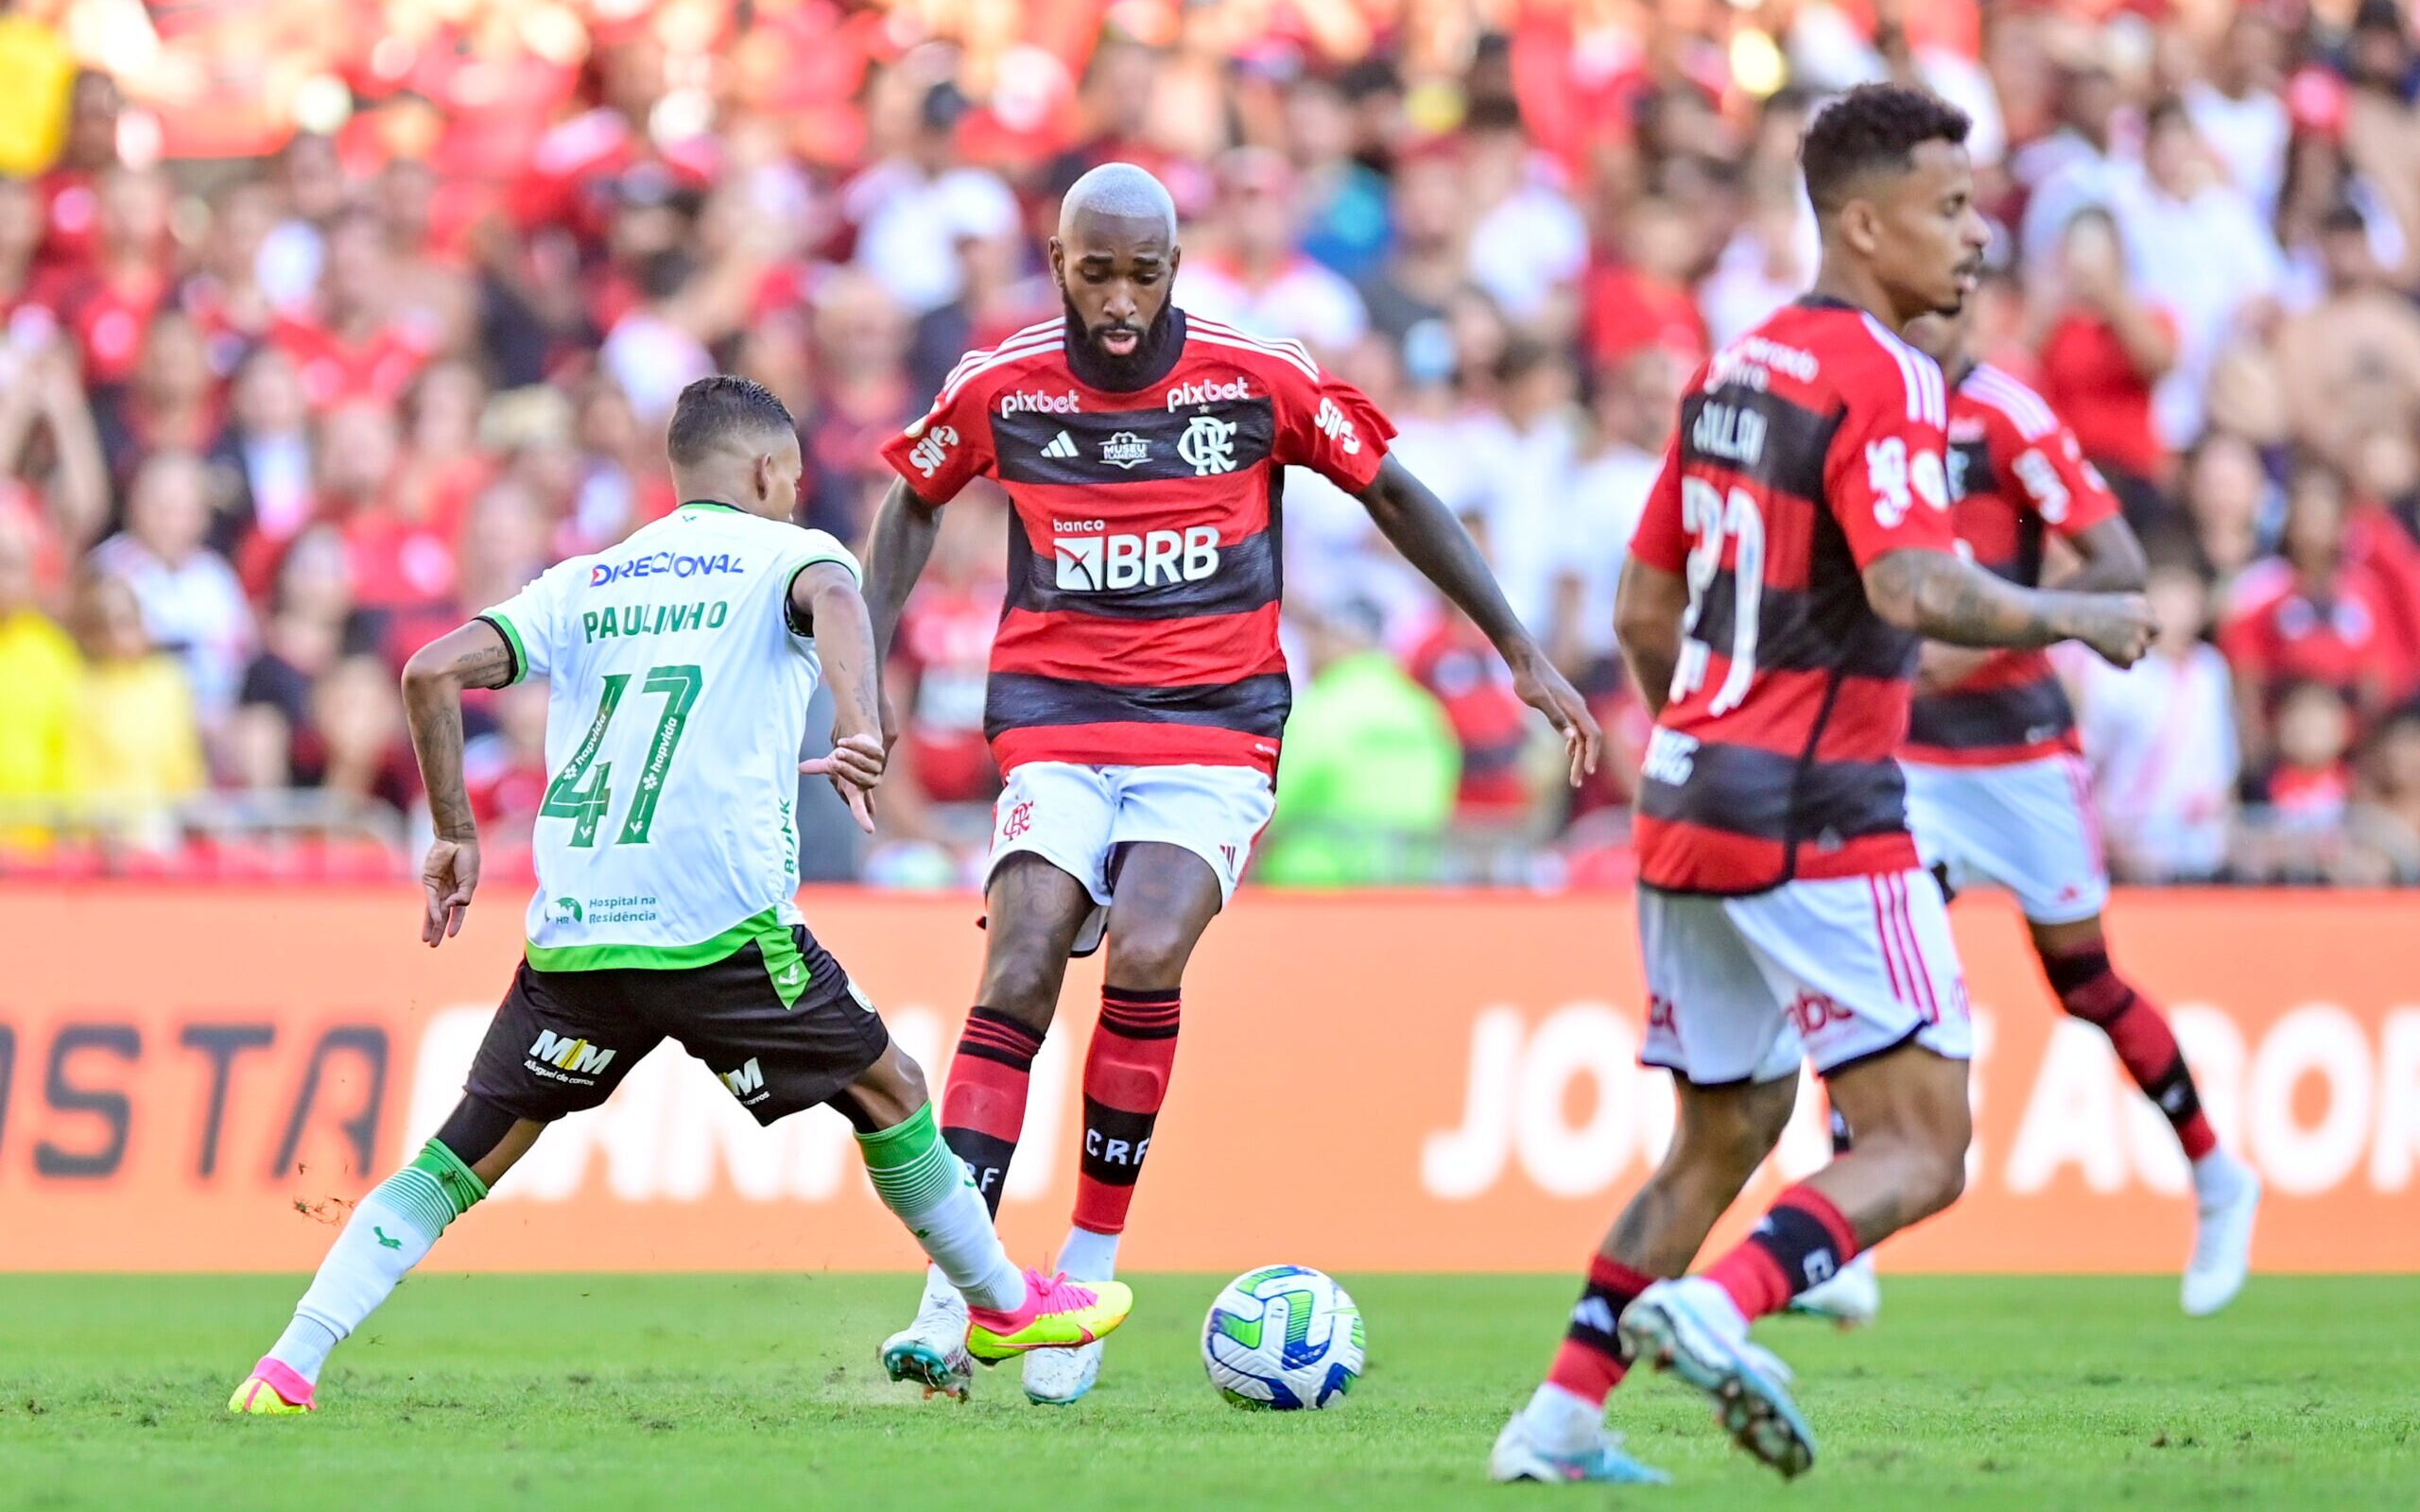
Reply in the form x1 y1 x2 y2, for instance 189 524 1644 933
677 499 744 515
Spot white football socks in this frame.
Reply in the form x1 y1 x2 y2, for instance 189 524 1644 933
273 1140 489 1384
859 1105 1024 1313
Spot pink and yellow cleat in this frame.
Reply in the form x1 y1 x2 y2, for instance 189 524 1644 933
228 1358 316 1415
964 1269 1133 1364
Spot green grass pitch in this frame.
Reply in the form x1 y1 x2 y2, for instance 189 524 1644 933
2 1274 2413 1511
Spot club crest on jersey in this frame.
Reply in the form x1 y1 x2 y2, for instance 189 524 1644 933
1166 375 1251 410
1178 413 1238 475
1099 431 1152 469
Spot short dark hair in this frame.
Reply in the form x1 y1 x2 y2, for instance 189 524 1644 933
666 375 795 467
1799 84 1971 215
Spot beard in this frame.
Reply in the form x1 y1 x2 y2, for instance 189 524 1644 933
1062 292 1174 390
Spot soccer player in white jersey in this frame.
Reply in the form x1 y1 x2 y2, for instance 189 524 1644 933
229 378 1130 1416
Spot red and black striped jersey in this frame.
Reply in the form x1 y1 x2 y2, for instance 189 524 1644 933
1902 363 2119 766
1627 298 1960 895
879 310 1392 776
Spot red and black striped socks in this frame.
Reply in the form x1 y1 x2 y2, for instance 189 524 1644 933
939 1006 1046 1215
1069 986 1182 1243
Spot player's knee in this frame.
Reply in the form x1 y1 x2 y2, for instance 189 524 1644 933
839 1042 928 1133
1102 920 1192 988
978 943 1065 1030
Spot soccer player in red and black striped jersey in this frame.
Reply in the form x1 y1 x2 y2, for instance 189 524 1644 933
864 163 1600 1405
1791 301 2259 1329
1490 86 2155 1486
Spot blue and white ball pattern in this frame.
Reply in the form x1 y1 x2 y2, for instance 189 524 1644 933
1201 1264 1364 1410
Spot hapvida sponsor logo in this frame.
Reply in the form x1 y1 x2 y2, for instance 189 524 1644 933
589 552 745 587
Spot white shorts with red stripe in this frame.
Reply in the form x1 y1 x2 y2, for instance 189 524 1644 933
1903 753 2111 926
988 762 1275 952
1638 869 1974 1086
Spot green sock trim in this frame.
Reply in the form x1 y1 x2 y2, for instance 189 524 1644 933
856 1104 965 1213
372 1139 491 1240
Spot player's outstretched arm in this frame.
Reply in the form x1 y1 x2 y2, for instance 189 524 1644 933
861 477 943 664
400 620 514 946
791 560 887 834
1864 549 2155 667
1614 556 1689 719
1355 455 1602 783
860 476 944 752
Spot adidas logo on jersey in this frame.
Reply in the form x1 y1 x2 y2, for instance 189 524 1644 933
1042 431 1079 459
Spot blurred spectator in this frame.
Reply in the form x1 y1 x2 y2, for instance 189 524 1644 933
2186 10 2290 213
1558 347 1680 685
882 499 1006 839
2070 557 2239 882
2016 50 2131 272
269 206 436 412
801 266 912 540
0 338 109 556
1260 602 1458 885
0 508 77 832
1458 97 1585 335
2221 460 2409 774
225 345 315 547
97 311 245 541
230 524 366 791
89 451 254 721
1468 336 1583 634
2363 703 2420 872
45 164 170 389
2180 429 2275 580
1184 146 1370 355
2033 206 2176 524
1583 198 1711 372
844 78 1019 318
1355 140 1461 347
294 654 415 813
34 69 119 271
2274 202 2420 461
66 569 205 846
2266 679 2357 817
2119 97 2280 448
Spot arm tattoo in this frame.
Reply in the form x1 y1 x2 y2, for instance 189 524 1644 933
1865 551 2094 650
417 701 476 840
457 639 513 691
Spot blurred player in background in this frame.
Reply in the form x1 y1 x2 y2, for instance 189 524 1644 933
865 163 1600 1405
229 377 1129 1416
1790 301 2261 1330
1489 85 2155 1485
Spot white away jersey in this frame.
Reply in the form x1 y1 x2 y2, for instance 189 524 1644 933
479 502 858 967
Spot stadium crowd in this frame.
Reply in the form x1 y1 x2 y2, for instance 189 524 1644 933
4 0 2420 886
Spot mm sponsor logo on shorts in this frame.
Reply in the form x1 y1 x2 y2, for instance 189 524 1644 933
589 552 745 587
1053 525 1220 591
719 1057 771 1107
528 1031 615 1083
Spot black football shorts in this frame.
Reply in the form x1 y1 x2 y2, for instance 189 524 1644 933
464 925 890 1125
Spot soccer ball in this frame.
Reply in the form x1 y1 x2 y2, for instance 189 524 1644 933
1201 1264 1363 1410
